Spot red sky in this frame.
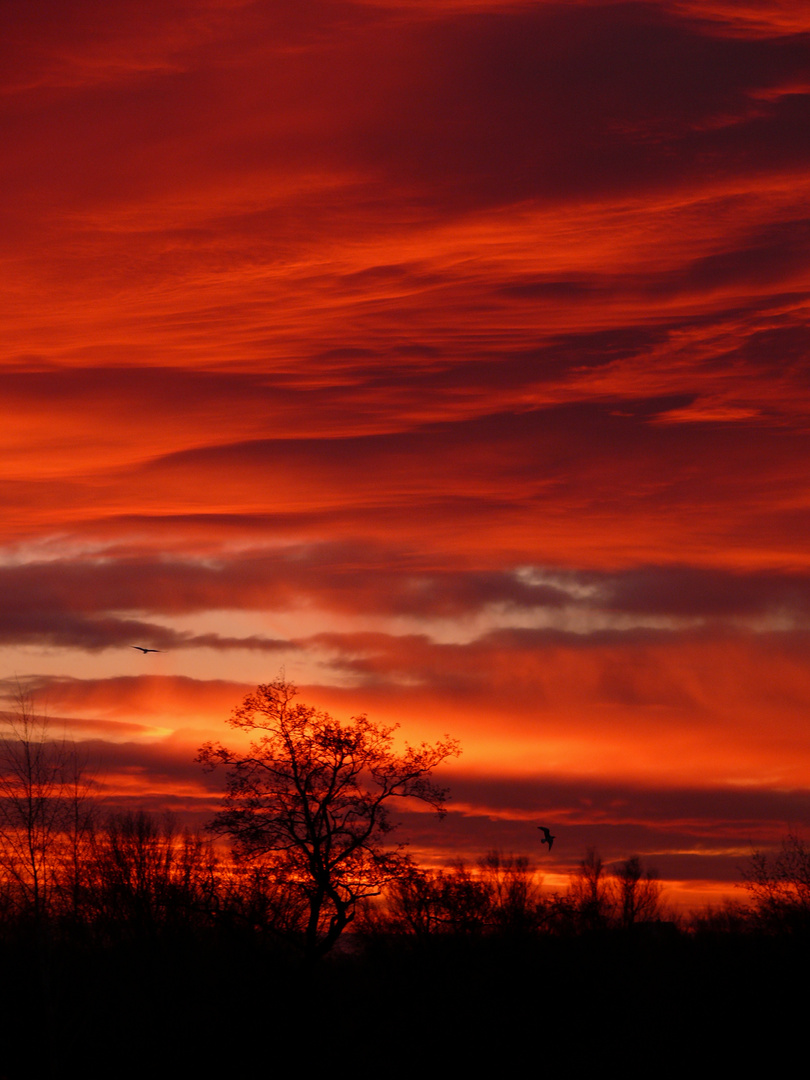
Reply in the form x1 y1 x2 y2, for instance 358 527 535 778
2 0 810 907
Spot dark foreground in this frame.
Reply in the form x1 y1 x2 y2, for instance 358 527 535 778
0 922 803 1078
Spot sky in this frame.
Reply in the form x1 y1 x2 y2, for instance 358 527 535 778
2 0 810 907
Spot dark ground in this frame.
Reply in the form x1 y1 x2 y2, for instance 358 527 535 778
0 924 801 1077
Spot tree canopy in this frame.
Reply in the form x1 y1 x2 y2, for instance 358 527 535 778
197 677 461 957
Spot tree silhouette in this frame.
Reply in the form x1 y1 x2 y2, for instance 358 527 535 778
742 831 810 933
610 855 663 929
384 860 490 937
383 851 545 938
197 676 460 958
568 847 611 931
477 851 546 934
84 811 219 938
0 683 95 923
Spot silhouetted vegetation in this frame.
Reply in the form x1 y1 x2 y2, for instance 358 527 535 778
740 830 810 934
197 676 461 957
0 685 96 926
377 852 547 938
0 687 808 1074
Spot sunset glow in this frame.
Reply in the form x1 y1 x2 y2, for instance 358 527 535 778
3 0 810 906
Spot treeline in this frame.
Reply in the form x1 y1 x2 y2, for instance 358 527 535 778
0 690 808 946
1 686 806 1075
363 840 810 940
1 809 808 1076
2 804 809 944
0 810 658 941
363 849 665 939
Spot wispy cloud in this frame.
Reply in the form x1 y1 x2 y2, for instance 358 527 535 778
1 0 809 903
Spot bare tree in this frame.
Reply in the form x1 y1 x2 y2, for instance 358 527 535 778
374 852 546 939
568 847 612 931
741 831 810 933
388 860 492 937
85 811 219 937
0 684 95 923
609 855 663 928
477 851 545 934
57 741 98 922
383 866 448 937
197 676 460 958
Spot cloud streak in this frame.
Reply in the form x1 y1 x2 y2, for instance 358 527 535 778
1 0 809 905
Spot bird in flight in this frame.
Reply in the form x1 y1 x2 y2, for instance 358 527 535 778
131 646 162 654
537 826 556 851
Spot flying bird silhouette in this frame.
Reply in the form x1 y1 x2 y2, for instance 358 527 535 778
537 826 556 851
131 646 162 653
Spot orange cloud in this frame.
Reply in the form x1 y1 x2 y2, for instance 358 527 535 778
1 0 809 904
